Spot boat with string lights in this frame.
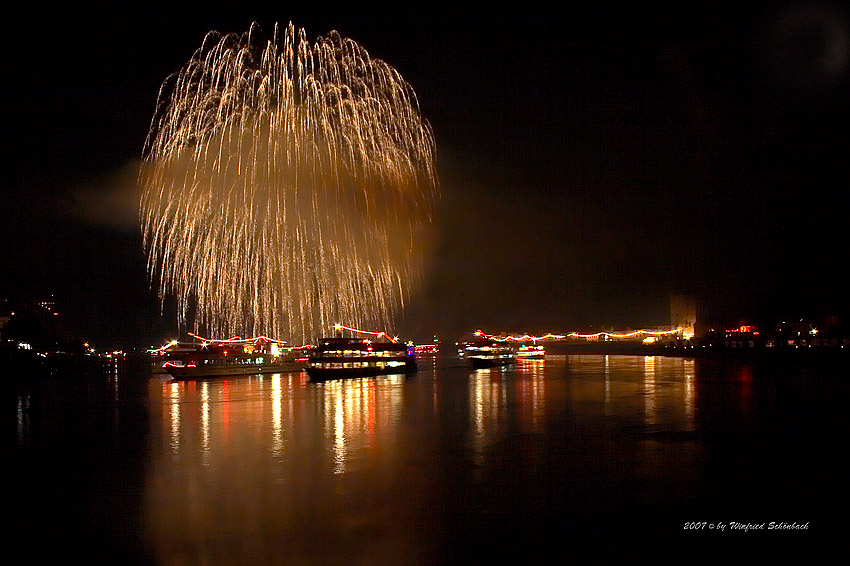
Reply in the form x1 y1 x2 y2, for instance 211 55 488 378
516 344 546 359
152 334 310 380
305 325 417 381
463 339 517 369
148 339 205 374
414 343 439 356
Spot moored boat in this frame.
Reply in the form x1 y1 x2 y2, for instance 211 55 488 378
154 335 308 380
305 337 417 381
464 339 516 368
516 344 545 359
164 352 303 379
149 340 204 374
414 344 439 356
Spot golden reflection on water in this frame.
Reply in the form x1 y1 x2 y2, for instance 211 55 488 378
147 372 411 564
467 360 549 465
645 355 657 426
468 368 501 465
270 375 283 458
561 355 696 430
684 358 695 430
200 381 210 465
464 354 702 457
154 373 406 475
516 359 546 429
463 355 697 441
314 374 405 475
146 356 701 563
167 382 180 458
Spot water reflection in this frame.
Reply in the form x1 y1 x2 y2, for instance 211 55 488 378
517 359 545 429
147 371 415 564
142 354 844 564
11 362 153 564
559 355 696 431
13 351 847 565
314 374 405 474
684 358 695 430
167 383 180 458
468 368 505 465
465 359 550 468
270 375 283 458
645 355 657 426
153 373 411 473
462 355 700 436
17 393 29 445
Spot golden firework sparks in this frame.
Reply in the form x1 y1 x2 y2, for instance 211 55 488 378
140 22 438 344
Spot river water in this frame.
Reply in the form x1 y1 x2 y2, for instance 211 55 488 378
11 353 848 564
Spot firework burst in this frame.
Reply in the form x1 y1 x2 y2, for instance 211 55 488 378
140 22 438 343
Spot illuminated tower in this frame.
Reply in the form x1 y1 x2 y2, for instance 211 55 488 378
670 294 697 339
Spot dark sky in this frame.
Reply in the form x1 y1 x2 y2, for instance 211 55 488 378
4 2 850 347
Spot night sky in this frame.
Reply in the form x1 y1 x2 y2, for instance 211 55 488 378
5 2 850 348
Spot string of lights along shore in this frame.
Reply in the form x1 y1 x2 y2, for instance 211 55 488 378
473 328 687 342
139 22 438 345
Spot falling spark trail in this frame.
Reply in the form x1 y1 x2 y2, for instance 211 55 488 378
140 22 438 344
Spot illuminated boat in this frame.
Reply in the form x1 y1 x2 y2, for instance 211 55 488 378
516 344 545 359
149 340 203 374
161 336 308 380
464 340 516 369
414 344 439 355
164 353 303 379
305 337 417 381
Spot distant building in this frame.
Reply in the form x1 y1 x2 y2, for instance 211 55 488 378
670 294 697 339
